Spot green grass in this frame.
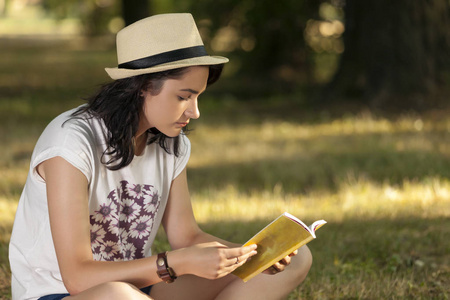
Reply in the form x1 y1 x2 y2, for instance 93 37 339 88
0 36 449 299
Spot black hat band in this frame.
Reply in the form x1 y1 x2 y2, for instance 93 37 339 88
118 45 208 70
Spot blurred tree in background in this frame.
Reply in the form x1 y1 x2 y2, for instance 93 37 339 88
35 0 450 110
182 0 325 95
326 0 450 110
41 0 121 35
121 0 149 26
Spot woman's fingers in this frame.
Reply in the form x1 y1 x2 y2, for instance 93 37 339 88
225 244 258 267
263 251 297 275
206 244 257 278
279 254 292 266
183 242 258 279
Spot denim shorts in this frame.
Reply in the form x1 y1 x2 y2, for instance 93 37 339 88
38 285 152 300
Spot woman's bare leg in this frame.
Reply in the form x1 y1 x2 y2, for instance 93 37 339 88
65 281 153 300
150 245 312 300
216 246 312 300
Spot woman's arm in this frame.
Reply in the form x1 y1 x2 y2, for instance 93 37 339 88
161 168 233 248
42 157 256 294
41 157 162 294
160 168 257 278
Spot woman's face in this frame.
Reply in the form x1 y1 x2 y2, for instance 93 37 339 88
140 66 209 137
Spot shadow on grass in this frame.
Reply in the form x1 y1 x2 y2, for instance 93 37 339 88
188 132 450 195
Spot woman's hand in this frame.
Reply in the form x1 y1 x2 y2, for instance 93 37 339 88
169 242 257 280
263 249 298 275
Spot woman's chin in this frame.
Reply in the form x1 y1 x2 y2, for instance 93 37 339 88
151 126 183 138
162 129 182 138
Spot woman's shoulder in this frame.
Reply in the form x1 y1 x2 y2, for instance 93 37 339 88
44 106 98 136
30 106 97 181
34 105 100 150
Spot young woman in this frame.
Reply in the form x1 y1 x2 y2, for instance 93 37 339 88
9 13 312 300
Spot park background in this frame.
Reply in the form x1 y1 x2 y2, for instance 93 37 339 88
0 0 449 299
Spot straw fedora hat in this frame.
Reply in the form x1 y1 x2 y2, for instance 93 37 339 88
105 13 229 80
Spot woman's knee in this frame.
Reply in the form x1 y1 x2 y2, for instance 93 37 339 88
79 281 150 300
290 245 313 284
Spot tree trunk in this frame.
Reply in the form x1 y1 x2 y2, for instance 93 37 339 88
325 0 450 110
121 0 150 26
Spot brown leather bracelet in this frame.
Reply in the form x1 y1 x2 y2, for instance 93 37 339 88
156 252 177 283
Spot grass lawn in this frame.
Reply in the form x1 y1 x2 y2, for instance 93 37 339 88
0 35 449 299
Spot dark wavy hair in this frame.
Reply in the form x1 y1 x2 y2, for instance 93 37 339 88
71 64 224 170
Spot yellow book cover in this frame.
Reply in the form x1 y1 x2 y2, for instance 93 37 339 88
232 212 326 282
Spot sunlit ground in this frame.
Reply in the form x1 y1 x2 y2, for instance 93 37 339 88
188 114 450 222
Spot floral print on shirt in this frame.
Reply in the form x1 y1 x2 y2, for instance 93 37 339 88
90 180 161 261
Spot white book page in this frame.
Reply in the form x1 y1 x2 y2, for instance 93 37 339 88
283 212 326 239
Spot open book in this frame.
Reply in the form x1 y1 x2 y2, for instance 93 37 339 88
232 212 326 282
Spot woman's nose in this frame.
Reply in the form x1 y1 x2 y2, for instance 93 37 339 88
185 98 200 119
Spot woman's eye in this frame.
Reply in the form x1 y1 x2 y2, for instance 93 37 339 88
178 96 189 101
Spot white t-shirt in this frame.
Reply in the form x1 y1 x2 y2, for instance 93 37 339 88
9 107 190 300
